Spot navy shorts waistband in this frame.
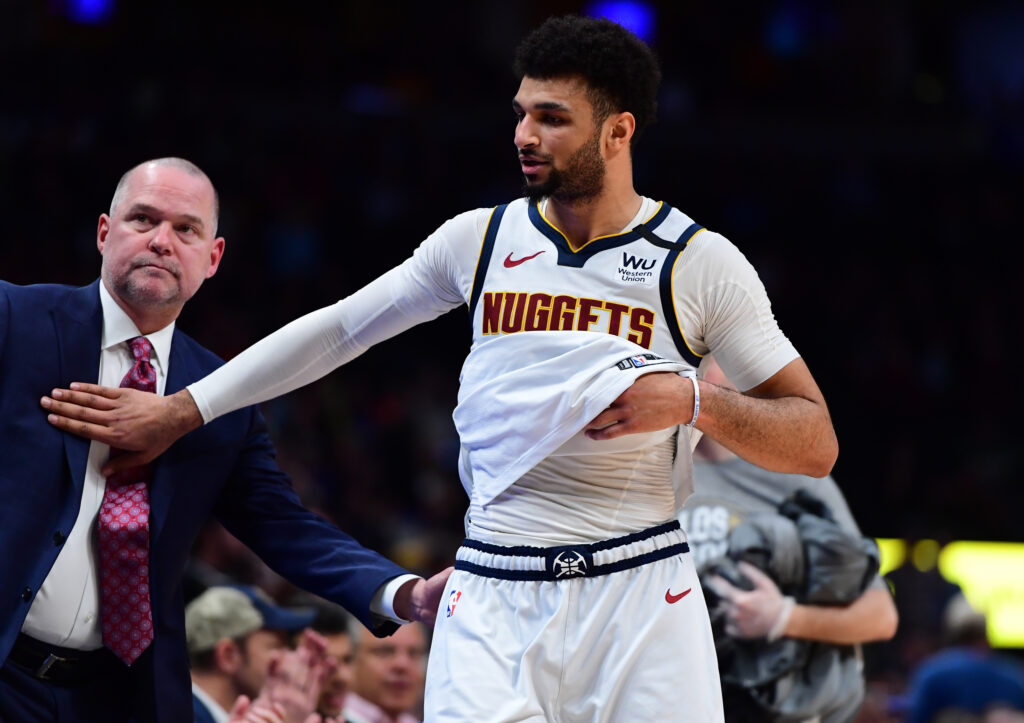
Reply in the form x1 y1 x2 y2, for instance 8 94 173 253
454 520 688 581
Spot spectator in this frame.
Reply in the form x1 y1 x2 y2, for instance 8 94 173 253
684 356 897 721
344 622 427 723
291 596 358 720
905 593 1024 723
187 586 316 723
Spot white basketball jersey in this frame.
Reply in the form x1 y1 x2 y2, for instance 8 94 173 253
467 197 705 368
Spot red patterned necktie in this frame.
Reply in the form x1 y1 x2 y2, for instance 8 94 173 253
97 336 156 665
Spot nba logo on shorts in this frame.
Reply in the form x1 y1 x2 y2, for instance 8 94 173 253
630 355 648 367
446 589 462 618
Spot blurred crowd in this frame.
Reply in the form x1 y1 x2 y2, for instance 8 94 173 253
2 1 1022 720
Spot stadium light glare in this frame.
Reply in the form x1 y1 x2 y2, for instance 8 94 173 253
940 541 1024 649
67 0 115 25
585 1 656 44
911 539 940 572
878 537 1024 648
875 538 906 577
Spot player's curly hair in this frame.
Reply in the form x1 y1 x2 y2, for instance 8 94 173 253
514 15 661 145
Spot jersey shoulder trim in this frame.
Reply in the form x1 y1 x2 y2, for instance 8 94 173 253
468 203 509 320
658 221 707 366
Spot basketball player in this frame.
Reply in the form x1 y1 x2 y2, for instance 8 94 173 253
42 15 837 722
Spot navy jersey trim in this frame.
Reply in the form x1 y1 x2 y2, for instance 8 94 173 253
659 223 705 366
468 204 509 320
528 199 673 268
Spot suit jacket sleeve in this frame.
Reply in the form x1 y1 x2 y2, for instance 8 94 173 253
212 406 408 636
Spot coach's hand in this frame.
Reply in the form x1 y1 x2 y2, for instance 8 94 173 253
710 561 795 641
393 566 454 626
585 371 696 440
41 384 204 473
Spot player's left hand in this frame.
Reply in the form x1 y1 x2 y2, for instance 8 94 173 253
394 566 454 625
585 372 693 440
709 561 795 640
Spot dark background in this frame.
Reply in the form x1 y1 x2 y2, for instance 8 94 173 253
2 0 1022 700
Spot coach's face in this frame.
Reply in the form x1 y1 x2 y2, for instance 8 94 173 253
97 163 224 325
514 75 607 203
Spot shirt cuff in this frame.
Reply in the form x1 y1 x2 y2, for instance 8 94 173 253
370 574 422 624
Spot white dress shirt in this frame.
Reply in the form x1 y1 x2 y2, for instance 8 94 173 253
21 283 174 649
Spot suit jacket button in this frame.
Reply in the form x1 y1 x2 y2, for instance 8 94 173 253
53 531 66 546
21 587 32 602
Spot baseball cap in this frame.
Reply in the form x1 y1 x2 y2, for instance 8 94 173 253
185 585 316 655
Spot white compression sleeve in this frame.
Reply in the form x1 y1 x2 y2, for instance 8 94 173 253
188 264 457 422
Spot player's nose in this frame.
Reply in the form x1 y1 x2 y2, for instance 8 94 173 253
514 115 539 149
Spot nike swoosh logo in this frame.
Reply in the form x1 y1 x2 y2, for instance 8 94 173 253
665 587 692 604
504 250 545 268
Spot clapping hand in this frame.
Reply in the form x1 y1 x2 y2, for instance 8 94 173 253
235 629 339 723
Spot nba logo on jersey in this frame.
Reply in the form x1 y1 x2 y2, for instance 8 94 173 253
615 353 665 371
446 589 462 618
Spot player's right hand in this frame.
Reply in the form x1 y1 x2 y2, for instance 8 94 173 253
585 371 694 440
40 384 203 473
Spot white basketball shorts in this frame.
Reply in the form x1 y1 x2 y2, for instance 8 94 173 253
424 521 724 722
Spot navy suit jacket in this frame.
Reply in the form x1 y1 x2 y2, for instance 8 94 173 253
0 280 408 721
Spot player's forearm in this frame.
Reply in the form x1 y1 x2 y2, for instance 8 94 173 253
696 380 838 477
782 587 898 644
191 265 454 423
187 302 364 421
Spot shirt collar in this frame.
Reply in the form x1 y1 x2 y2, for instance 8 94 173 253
99 281 175 368
344 692 419 723
190 682 230 723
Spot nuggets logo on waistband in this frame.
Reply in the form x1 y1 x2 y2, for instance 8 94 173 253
480 291 655 348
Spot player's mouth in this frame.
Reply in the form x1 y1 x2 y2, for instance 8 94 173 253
519 155 548 175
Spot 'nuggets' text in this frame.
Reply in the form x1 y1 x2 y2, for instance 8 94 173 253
480 291 655 348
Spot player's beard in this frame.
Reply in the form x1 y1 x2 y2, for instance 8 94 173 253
522 130 605 205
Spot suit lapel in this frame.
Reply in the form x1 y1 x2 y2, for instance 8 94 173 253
53 281 103 497
149 330 196 542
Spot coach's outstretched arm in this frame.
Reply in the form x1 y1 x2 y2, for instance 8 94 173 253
585 357 839 478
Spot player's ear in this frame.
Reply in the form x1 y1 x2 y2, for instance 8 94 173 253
605 112 635 154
